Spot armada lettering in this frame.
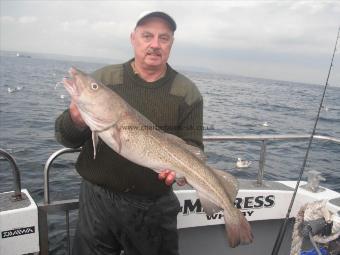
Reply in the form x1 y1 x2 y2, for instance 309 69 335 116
181 199 204 215
1 226 35 239
234 195 275 210
181 195 275 216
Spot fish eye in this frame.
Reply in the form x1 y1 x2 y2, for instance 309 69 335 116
91 83 99 90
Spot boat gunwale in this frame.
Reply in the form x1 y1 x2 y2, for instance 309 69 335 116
43 134 340 204
36 134 340 255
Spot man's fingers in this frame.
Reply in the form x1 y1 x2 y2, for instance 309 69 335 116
158 170 170 180
158 170 176 186
165 171 176 186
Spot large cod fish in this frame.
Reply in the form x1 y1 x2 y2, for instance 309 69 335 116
63 67 253 247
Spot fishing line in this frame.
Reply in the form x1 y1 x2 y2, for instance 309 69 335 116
271 26 340 255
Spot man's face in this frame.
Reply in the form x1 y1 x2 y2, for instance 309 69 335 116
131 17 174 69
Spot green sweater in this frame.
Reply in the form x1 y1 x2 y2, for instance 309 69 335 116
55 59 203 197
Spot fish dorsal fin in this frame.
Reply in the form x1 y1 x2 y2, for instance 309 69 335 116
92 131 99 159
211 167 239 203
164 133 207 162
197 191 223 216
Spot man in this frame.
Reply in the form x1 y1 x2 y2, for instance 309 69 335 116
55 11 203 255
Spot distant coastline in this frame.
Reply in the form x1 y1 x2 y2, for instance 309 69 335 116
0 50 214 75
1 50 115 65
16 52 31 58
0 50 337 87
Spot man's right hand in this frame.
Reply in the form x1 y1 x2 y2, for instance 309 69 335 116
69 101 87 129
158 170 187 186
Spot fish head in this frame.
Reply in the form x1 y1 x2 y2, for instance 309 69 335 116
63 67 120 131
63 67 100 99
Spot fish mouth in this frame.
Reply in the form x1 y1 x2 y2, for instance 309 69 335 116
63 67 81 97
63 77 79 97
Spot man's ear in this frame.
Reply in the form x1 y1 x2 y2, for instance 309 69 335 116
130 31 135 45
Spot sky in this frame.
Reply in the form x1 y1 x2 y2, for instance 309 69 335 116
1 0 340 86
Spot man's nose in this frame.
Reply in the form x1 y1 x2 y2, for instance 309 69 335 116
150 36 160 48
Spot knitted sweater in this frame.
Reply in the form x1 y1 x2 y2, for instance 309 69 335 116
55 59 203 197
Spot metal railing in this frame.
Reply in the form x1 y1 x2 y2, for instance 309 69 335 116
0 148 23 200
203 134 340 186
37 134 340 255
39 148 81 255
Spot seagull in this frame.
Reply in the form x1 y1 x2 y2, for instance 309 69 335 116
262 121 269 127
7 87 18 93
236 158 251 168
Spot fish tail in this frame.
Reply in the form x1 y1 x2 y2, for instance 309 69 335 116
224 209 253 248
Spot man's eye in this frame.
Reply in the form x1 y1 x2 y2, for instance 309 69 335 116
160 36 170 43
142 34 152 41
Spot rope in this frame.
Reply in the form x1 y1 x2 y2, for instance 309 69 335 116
290 200 339 255
290 204 307 255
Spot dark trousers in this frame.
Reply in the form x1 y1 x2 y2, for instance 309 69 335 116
72 180 181 255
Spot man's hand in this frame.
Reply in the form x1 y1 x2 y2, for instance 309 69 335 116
69 101 87 129
158 170 186 186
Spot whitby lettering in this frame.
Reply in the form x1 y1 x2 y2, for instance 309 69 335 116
206 210 255 220
1 226 35 239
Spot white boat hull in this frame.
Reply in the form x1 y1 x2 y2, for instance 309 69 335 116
174 180 340 254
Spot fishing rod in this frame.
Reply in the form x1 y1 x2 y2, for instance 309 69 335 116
271 26 340 255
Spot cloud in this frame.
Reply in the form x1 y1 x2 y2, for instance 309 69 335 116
1 1 339 85
1 15 38 24
18 16 38 24
1 16 16 23
174 2 339 55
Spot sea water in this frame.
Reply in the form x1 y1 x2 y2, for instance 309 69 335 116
0 54 339 254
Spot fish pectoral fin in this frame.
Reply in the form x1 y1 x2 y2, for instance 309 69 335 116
211 167 239 203
197 192 223 216
110 125 122 153
164 133 207 162
92 131 99 159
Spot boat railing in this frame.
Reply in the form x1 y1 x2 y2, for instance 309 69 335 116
0 148 23 200
39 148 81 255
37 134 340 255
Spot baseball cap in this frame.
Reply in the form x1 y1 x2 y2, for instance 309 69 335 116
136 11 177 32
